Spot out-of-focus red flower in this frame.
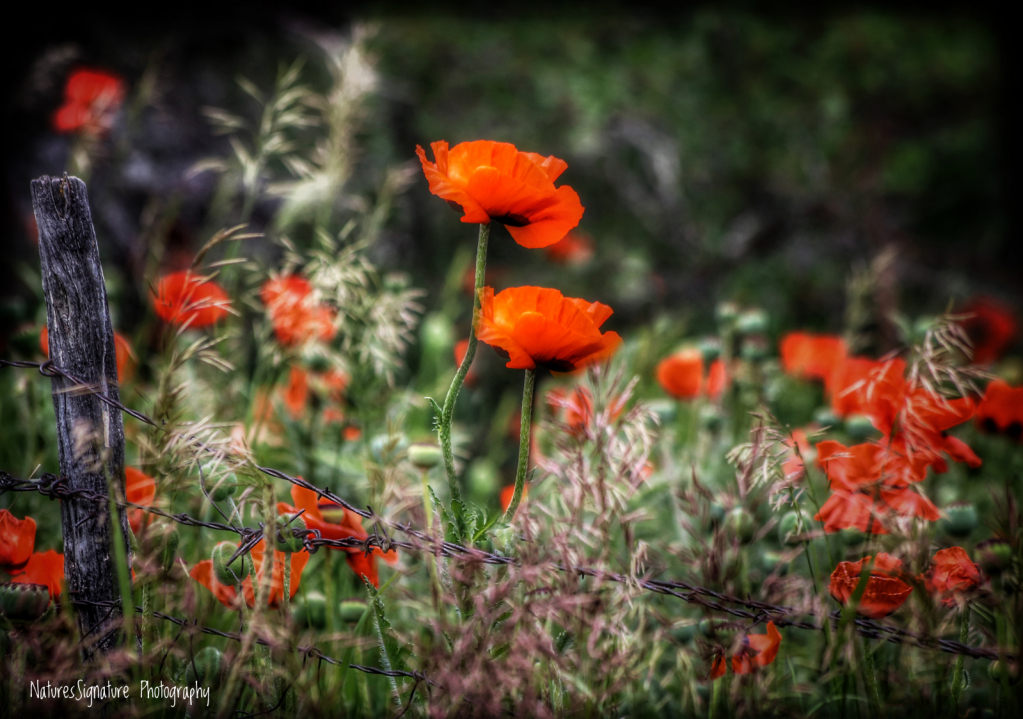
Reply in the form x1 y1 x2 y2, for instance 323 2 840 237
52 68 125 136
705 360 728 399
732 621 783 674
152 271 230 328
417 140 584 249
960 297 1018 365
781 428 813 482
780 332 847 382
544 230 595 265
827 356 886 417
277 484 396 587
454 338 479 386
476 286 622 372
976 379 1023 442
815 489 890 534
925 546 982 606
657 349 703 399
260 275 336 347
11 550 65 599
283 366 309 419
41 325 134 382
500 484 528 514
0 509 36 571
829 553 912 619
321 368 350 403
189 558 241 608
709 655 727 680
125 467 156 534
551 386 626 436
191 539 309 610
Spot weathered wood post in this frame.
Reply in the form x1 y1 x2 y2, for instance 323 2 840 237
32 174 132 657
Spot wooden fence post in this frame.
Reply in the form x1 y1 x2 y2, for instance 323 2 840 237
32 174 132 657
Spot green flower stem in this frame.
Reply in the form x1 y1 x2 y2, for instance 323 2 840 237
503 368 536 523
282 552 292 618
438 222 490 508
861 636 882 716
420 468 443 613
949 603 971 714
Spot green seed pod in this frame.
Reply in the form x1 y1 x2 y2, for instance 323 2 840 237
844 414 877 440
987 660 1021 686
778 511 804 545
725 507 756 544
704 502 727 531
759 549 789 576
670 621 697 644
839 527 867 547
698 404 723 432
941 503 979 537
370 434 408 465
697 337 722 363
0 582 50 622
813 407 840 428
276 514 307 553
212 542 250 586
339 599 368 623
735 309 767 335
294 590 327 629
211 475 238 502
149 521 180 574
420 312 455 356
468 458 501 500
978 540 1014 576
408 442 443 470
185 646 223 689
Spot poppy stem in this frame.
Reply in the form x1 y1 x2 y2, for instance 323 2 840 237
503 368 536 523
438 222 490 513
949 603 970 714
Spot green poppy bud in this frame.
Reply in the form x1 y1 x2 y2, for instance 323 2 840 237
725 507 756 543
147 521 180 574
185 646 223 689
704 502 726 531
276 514 307 554
339 599 368 623
211 475 237 502
778 511 803 546
468 458 500 500
735 309 767 335
0 582 50 623
211 542 250 586
844 414 877 440
670 621 697 644
697 337 722 363
408 442 443 470
420 313 455 356
813 407 840 428
370 434 408 465
294 590 327 629
988 660 1021 686
941 503 979 537
759 549 789 576
978 540 1013 576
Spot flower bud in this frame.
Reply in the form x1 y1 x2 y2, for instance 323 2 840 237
276 514 307 553
758 549 789 576
212 542 250 586
778 511 804 546
844 414 877 440
988 660 1021 686
704 502 726 531
468 458 500 499
211 475 238 502
725 507 756 544
670 621 697 644
697 337 721 363
0 582 50 622
370 434 408 465
839 527 867 547
185 646 223 689
977 540 1013 576
408 442 442 470
715 301 739 325
294 590 327 629
146 521 180 574
941 503 978 537
339 599 368 623
813 407 840 428
420 313 455 356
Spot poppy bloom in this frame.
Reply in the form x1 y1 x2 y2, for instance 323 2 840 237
191 539 309 609
780 332 847 382
976 379 1023 442
0 509 36 571
417 140 584 249
781 428 813 482
125 467 156 534
41 326 134 382
827 356 887 417
52 68 125 136
829 553 912 619
343 425 363 442
151 271 230 328
925 546 982 606
283 366 309 419
732 621 783 674
11 550 65 599
260 275 336 347
656 351 727 400
960 297 1018 365
500 483 528 513
555 386 625 436
476 286 621 372
277 484 396 587
454 339 479 387
545 230 595 265
320 368 350 403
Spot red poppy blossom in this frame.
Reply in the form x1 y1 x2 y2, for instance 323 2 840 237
476 286 621 372
656 351 727 400
780 332 848 382
976 379 1023 442
321 368 350 403
283 366 309 419
11 550 65 599
555 386 625 436
41 325 134 382
829 553 912 619
260 275 336 347
277 484 396 587
781 428 813 482
454 338 479 386
151 271 230 328
960 297 1018 365
925 546 982 606
732 621 783 674
709 655 727 680
189 558 242 608
545 230 595 265
417 140 584 249
343 425 363 442
52 68 125 136
190 539 309 609
827 356 887 417
0 509 36 571
125 467 156 534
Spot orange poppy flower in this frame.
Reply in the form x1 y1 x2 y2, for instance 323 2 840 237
500 484 528 513
321 368 350 403
0 509 36 571
829 553 912 619
960 297 1018 365
827 356 887 417
781 428 813 482
709 655 727 680
554 386 626 436
454 338 479 387
815 489 890 535
976 379 1023 442
151 271 230 328
11 550 65 599
780 332 847 382
277 484 396 587
657 349 703 399
732 621 783 674
260 275 336 347
343 425 363 442
544 230 595 265
283 366 309 419
52 68 125 136
189 557 242 608
417 140 584 249
925 546 982 607
41 325 135 381
125 467 156 534
476 286 621 372
191 539 309 610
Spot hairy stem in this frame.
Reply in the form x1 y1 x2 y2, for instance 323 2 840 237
949 603 971 715
502 368 536 523
438 222 490 513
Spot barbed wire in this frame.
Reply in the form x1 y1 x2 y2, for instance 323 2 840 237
0 359 1013 663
